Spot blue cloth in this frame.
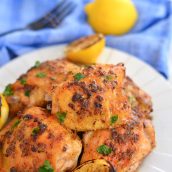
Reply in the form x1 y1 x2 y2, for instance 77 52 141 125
0 0 171 78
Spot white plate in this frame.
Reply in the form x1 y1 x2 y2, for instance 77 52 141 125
0 45 172 172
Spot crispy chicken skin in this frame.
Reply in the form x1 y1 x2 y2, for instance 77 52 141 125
5 59 80 116
81 77 155 171
81 116 155 172
52 63 132 131
124 76 153 119
0 107 82 172
1 58 155 171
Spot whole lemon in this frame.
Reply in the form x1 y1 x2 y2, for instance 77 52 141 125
85 0 138 35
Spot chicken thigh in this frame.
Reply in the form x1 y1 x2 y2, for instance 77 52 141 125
52 63 132 131
0 107 82 172
124 76 153 119
5 59 80 116
81 116 155 172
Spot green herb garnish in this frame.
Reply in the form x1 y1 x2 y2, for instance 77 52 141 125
38 160 54 172
31 127 40 136
25 90 30 97
36 72 46 78
128 96 136 105
105 75 113 81
97 144 112 155
110 115 118 125
11 119 21 129
74 73 85 81
3 84 13 96
20 78 27 85
56 112 67 123
35 60 41 68
50 77 56 81
82 64 90 68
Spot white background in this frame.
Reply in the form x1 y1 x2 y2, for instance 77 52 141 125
169 47 172 84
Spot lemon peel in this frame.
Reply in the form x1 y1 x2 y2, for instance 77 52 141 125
66 34 105 64
85 0 138 35
0 94 9 129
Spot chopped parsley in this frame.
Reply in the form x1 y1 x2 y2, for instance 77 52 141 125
36 72 46 78
56 112 67 123
35 60 41 68
25 90 30 97
82 64 90 68
128 96 136 105
38 160 54 172
50 77 56 81
105 75 113 81
3 84 13 96
97 144 112 155
11 119 21 129
31 127 40 136
74 73 85 81
110 115 118 125
20 78 27 85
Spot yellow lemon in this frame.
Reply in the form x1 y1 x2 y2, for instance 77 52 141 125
0 93 9 129
66 34 105 64
85 0 138 35
73 159 114 172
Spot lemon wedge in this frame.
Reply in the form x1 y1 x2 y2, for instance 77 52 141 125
73 159 115 172
85 0 138 35
0 94 9 129
66 34 105 64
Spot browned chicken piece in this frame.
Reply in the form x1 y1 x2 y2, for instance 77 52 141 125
81 116 155 172
52 63 132 131
0 107 82 172
124 76 153 119
5 59 80 116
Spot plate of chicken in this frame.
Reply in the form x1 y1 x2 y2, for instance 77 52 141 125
0 42 172 171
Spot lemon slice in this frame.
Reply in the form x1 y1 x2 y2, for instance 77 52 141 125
73 159 115 172
66 34 105 64
0 94 9 129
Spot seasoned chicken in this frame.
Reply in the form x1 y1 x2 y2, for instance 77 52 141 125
0 107 82 172
81 76 155 171
124 76 153 119
52 63 132 131
1 57 155 172
5 59 80 116
81 116 155 172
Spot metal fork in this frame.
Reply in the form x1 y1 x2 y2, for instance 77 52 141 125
0 0 76 37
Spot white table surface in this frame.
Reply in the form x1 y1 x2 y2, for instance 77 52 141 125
169 47 172 84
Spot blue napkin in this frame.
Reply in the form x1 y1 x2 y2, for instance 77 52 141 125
0 0 171 78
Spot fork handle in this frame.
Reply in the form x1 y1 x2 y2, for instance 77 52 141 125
0 28 26 37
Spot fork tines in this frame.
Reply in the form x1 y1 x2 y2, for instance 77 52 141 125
28 0 76 30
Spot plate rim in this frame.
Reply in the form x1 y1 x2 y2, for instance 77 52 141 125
1 44 171 89
0 44 172 171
